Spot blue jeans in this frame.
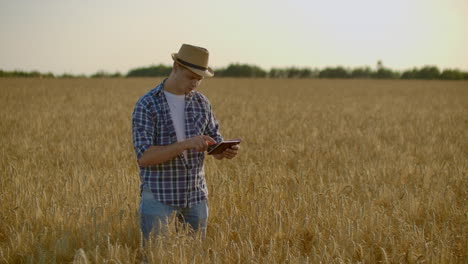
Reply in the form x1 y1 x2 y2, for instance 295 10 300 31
139 185 208 242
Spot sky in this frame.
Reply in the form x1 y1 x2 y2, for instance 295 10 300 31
1 0 467 75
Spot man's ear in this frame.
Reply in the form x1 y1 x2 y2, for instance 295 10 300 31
171 62 177 75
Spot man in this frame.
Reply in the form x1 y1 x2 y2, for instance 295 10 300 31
132 44 239 242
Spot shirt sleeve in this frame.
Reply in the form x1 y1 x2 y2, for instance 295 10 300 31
132 99 155 161
205 103 223 143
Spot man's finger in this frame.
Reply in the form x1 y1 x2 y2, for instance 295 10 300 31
230 145 240 150
226 148 238 153
197 141 206 152
205 140 216 146
203 135 217 144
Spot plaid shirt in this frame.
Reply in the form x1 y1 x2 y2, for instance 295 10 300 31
132 79 223 207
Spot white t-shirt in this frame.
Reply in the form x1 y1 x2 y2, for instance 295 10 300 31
164 91 187 160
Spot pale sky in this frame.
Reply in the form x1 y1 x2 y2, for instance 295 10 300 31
1 0 467 75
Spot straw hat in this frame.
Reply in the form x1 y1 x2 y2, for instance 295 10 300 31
171 44 214 78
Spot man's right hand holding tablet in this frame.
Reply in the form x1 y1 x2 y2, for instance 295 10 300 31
213 144 240 160
208 139 241 160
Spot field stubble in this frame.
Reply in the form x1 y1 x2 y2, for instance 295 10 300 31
0 78 467 263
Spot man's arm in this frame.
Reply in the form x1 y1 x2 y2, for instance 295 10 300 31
202 101 240 160
138 135 216 167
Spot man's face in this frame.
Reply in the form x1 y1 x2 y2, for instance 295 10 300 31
176 64 204 93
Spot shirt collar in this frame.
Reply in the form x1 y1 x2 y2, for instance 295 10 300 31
153 78 195 99
152 78 166 97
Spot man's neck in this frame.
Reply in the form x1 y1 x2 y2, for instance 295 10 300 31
164 76 185 95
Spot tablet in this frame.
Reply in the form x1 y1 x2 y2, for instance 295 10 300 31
207 139 241 155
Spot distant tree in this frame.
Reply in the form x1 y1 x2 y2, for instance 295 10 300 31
29 71 41 77
126 64 172 77
91 70 110 78
416 66 440 79
216 63 267 77
0 69 54 78
43 72 55 78
288 67 313 78
401 68 418 79
319 67 350 78
11 70 28 77
59 73 77 78
268 67 317 78
440 69 463 80
111 72 122 78
351 67 373 78
299 68 314 78
401 66 440 80
371 61 399 79
372 68 399 79
90 70 122 78
285 67 301 78
269 68 287 78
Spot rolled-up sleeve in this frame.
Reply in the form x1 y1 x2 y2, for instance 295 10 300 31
132 99 155 161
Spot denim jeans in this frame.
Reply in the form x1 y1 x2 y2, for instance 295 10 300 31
139 184 208 242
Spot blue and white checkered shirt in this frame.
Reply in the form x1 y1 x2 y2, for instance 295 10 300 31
132 79 223 207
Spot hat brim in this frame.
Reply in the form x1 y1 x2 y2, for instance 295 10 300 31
171 53 214 78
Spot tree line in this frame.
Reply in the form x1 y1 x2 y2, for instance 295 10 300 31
2 62 468 80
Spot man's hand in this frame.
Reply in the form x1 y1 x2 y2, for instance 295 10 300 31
184 135 217 152
213 144 240 160
138 135 216 167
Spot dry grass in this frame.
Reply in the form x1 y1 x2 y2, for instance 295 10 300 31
0 78 467 263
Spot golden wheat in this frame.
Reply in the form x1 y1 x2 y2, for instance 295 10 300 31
0 78 467 263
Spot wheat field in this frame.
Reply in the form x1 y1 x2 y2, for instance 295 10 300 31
0 78 467 263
